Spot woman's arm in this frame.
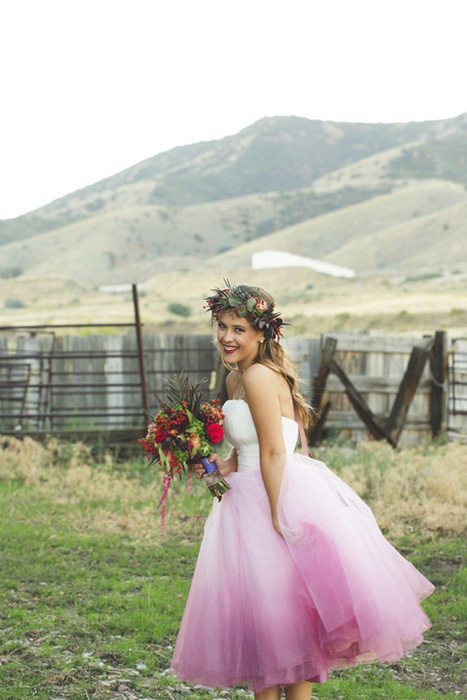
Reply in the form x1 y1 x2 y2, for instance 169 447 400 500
243 364 287 536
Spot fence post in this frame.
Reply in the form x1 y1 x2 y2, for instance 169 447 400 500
132 283 150 424
307 336 336 444
385 345 430 446
430 330 447 438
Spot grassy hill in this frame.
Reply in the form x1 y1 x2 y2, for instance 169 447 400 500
387 131 467 182
0 112 466 284
209 180 467 274
0 182 406 282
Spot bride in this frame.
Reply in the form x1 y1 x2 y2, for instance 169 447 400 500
170 281 435 700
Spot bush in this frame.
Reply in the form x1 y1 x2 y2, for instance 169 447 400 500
85 197 105 212
0 266 23 279
4 297 26 309
167 302 191 318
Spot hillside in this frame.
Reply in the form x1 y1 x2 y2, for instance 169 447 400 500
209 180 467 274
0 112 466 283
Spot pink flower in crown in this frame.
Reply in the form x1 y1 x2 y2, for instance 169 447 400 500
256 299 268 314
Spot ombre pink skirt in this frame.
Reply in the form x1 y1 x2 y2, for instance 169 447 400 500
170 453 434 692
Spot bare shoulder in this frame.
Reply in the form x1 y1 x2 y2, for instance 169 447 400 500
243 363 278 390
243 364 284 431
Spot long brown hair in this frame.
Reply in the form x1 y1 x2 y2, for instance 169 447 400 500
216 283 316 428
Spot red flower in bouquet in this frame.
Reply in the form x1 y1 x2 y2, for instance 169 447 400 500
155 428 168 443
207 423 224 444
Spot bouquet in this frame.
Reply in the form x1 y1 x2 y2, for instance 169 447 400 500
138 374 230 531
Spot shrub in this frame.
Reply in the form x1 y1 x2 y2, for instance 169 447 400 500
167 302 191 317
86 197 105 212
4 297 26 308
0 266 23 279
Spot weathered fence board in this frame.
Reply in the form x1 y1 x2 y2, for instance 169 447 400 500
326 376 432 393
321 332 435 446
321 333 432 353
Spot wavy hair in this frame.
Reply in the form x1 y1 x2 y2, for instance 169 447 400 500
216 283 316 428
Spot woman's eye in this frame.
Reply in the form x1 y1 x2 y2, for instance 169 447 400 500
217 323 244 332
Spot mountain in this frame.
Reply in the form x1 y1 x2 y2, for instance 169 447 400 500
1 112 466 282
209 180 467 275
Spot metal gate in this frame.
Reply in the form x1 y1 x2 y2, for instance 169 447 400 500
447 337 467 440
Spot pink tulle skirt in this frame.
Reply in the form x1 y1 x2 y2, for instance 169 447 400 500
170 454 435 692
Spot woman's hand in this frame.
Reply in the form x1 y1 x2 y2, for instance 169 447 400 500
192 453 232 479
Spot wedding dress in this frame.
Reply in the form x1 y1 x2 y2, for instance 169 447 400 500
170 399 434 692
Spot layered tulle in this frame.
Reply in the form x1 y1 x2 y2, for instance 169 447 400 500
170 453 434 692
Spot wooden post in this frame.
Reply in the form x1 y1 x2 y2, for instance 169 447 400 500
311 336 337 410
330 357 390 443
309 400 332 446
385 345 430 446
429 330 447 438
307 336 337 443
132 283 150 423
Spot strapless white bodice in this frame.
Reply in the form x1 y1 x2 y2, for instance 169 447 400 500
222 399 298 472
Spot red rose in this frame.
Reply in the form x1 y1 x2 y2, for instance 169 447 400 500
207 423 224 444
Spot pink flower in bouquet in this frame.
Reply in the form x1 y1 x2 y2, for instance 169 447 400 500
207 423 224 444
256 299 269 313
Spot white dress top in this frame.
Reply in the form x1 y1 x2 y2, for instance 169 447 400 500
222 398 298 472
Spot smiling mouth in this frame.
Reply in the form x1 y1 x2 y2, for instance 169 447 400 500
222 345 238 354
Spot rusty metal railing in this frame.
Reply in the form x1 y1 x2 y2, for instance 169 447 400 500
448 338 467 415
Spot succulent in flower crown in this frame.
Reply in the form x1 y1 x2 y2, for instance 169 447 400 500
204 279 288 341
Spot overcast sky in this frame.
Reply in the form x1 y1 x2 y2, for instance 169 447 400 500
0 0 465 220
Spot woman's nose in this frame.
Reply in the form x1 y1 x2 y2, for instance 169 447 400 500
222 328 234 342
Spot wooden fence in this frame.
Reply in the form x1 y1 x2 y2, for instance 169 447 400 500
310 332 439 447
1 329 465 445
0 332 217 433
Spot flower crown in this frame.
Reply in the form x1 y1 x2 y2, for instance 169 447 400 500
204 280 287 341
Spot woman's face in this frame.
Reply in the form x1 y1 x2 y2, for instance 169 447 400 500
216 312 263 369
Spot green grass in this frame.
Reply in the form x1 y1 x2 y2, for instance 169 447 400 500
0 447 465 699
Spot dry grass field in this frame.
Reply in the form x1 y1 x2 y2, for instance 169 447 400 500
1 268 466 338
1 434 465 544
